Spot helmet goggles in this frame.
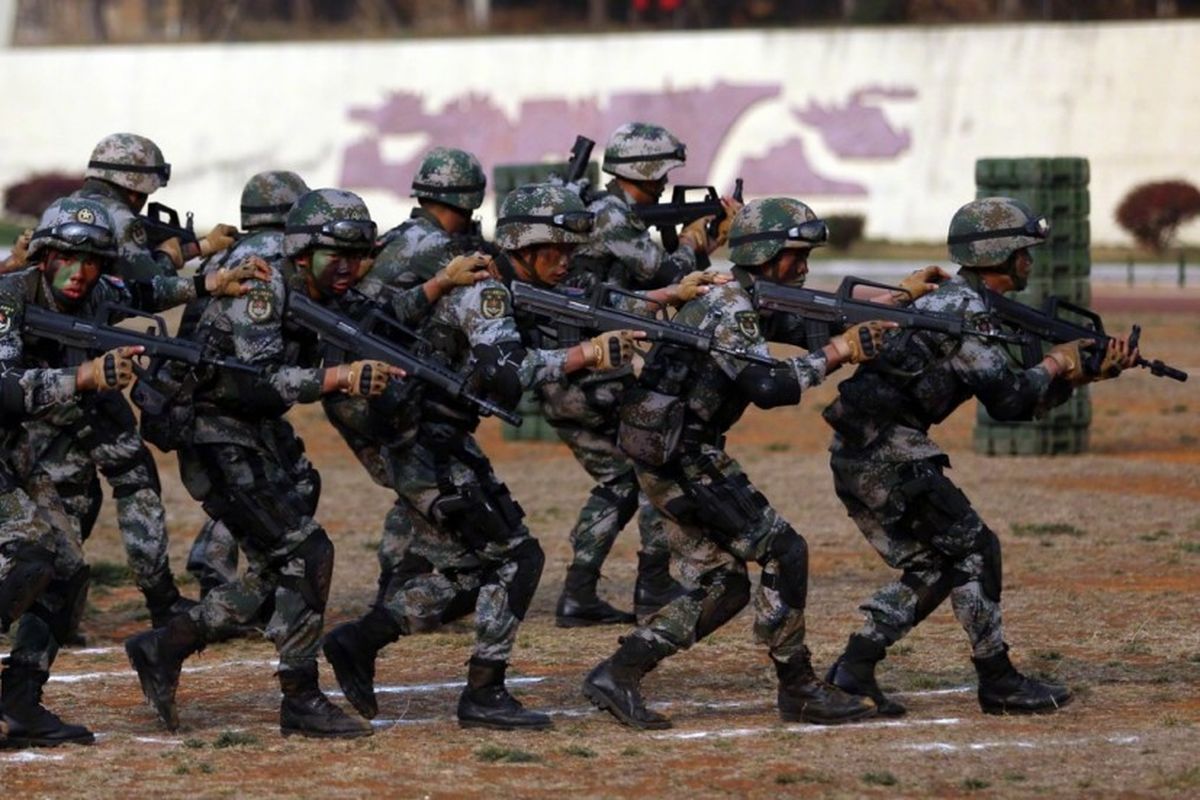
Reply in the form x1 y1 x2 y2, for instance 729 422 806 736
287 219 378 245
498 211 595 236
729 220 829 249
30 222 116 253
948 215 1050 245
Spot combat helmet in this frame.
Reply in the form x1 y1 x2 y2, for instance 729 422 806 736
728 198 828 267
602 123 686 182
85 133 170 195
948 197 1049 267
283 189 376 257
411 148 486 211
495 183 593 251
27 197 119 263
240 171 310 230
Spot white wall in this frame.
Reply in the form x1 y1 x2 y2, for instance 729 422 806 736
1 21 1197 244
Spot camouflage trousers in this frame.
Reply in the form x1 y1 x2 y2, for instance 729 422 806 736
381 425 544 664
177 417 330 670
22 392 173 592
830 455 1005 660
628 444 808 662
0 449 87 674
554 422 670 572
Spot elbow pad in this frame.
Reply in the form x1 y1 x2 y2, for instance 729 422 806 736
737 363 801 409
472 342 525 410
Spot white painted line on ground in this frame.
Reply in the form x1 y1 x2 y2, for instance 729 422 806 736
899 733 1141 753
49 659 276 684
652 716 962 741
132 736 185 745
904 686 974 697
1 751 68 762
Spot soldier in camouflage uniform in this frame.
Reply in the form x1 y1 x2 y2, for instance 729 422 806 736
323 183 643 730
582 197 900 730
0 196 253 747
123 188 418 739
823 197 1136 716
549 123 743 627
184 170 311 605
29 134 241 633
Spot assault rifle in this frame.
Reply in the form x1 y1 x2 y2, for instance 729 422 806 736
980 288 1187 382
139 202 199 249
285 292 523 426
510 281 777 366
564 135 595 185
754 277 1022 353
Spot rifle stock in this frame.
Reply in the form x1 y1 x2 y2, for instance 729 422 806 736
140 202 199 249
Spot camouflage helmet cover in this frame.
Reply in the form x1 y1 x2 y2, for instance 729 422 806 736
495 183 593 251
85 133 170 195
27 196 119 263
240 171 310 229
948 196 1049 267
283 188 376 257
602 122 686 181
728 197 826 267
411 147 486 211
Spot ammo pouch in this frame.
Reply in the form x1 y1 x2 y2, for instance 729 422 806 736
668 468 767 543
132 364 197 453
618 387 684 466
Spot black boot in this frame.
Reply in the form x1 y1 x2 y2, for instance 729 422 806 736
0 661 94 748
775 647 877 725
279 662 373 739
124 614 204 731
973 645 1072 715
457 658 552 730
826 634 906 717
582 635 672 730
142 572 198 630
633 551 687 620
555 565 635 628
322 606 404 719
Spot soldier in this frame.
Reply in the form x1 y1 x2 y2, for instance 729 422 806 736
582 197 899 730
1 195 254 747
822 197 1136 717
549 122 741 626
323 183 643 731
184 170 311 604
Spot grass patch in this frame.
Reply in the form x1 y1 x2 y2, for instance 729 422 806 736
1158 765 1200 790
476 744 541 764
776 771 831 785
1003 771 1027 782
1180 541 1200 555
213 730 259 748
90 560 134 587
182 738 206 749
962 778 990 790
1011 522 1085 538
1034 649 1062 661
1138 529 1172 542
862 770 898 786
620 746 641 757
562 745 595 758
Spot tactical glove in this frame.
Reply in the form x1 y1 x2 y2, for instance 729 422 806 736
435 252 491 291
1046 339 1092 385
679 216 712 254
893 265 949 303
1 228 32 273
834 321 893 365
1096 337 1136 381
198 224 239 258
205 258 271 297
712 197 743 248
155 237 184 270
675 270 725 302
343 360 394 397
83 346 140 391
588 330 642 370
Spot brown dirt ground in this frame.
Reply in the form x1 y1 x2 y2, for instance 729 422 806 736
2 293 1198 799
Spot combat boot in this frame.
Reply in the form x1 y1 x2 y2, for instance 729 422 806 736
278 663 372 739
124 614 204 731
0 661 94 748
555 565 635 628
457 658 552 730
322 606 404 719
774 648 877 725
582 635 672 730
141 572 199 630
973 645 1072 715
633 550 688 621
826 634 907 717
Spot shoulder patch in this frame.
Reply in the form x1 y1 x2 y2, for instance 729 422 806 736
734 310 760 340
129 220 148 246
246 288 275 323
480 287 508 319
0 305 13 335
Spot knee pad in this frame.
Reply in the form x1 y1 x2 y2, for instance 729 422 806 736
0 544 54 632
284 531 335 614
900 569 955 625
205 484 304 550
978 528 1002 603
694 568 751 642
504 537 544 621
597 471 640 526
104 447 163 499
765 528 809 610
37 564 90 644
373 551 434 607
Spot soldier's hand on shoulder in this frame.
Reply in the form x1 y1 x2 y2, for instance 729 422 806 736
199 223 239 258
674 269 729 302
436 252 492 291
206 256 271 297
893 265 950 304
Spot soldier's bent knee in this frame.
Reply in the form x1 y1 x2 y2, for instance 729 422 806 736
763 528 809 610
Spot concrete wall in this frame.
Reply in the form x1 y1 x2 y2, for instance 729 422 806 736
1 21 1197 244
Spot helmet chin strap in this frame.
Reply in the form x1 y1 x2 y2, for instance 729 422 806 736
509 249 554 289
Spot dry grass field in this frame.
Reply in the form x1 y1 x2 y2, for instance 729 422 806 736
2 288 1197 798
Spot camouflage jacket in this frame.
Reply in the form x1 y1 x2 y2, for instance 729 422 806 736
823 274 1071 462
178 227 288 339
567 179 698 292
73 179 176 282
637 278 827 442
368 209 459 290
